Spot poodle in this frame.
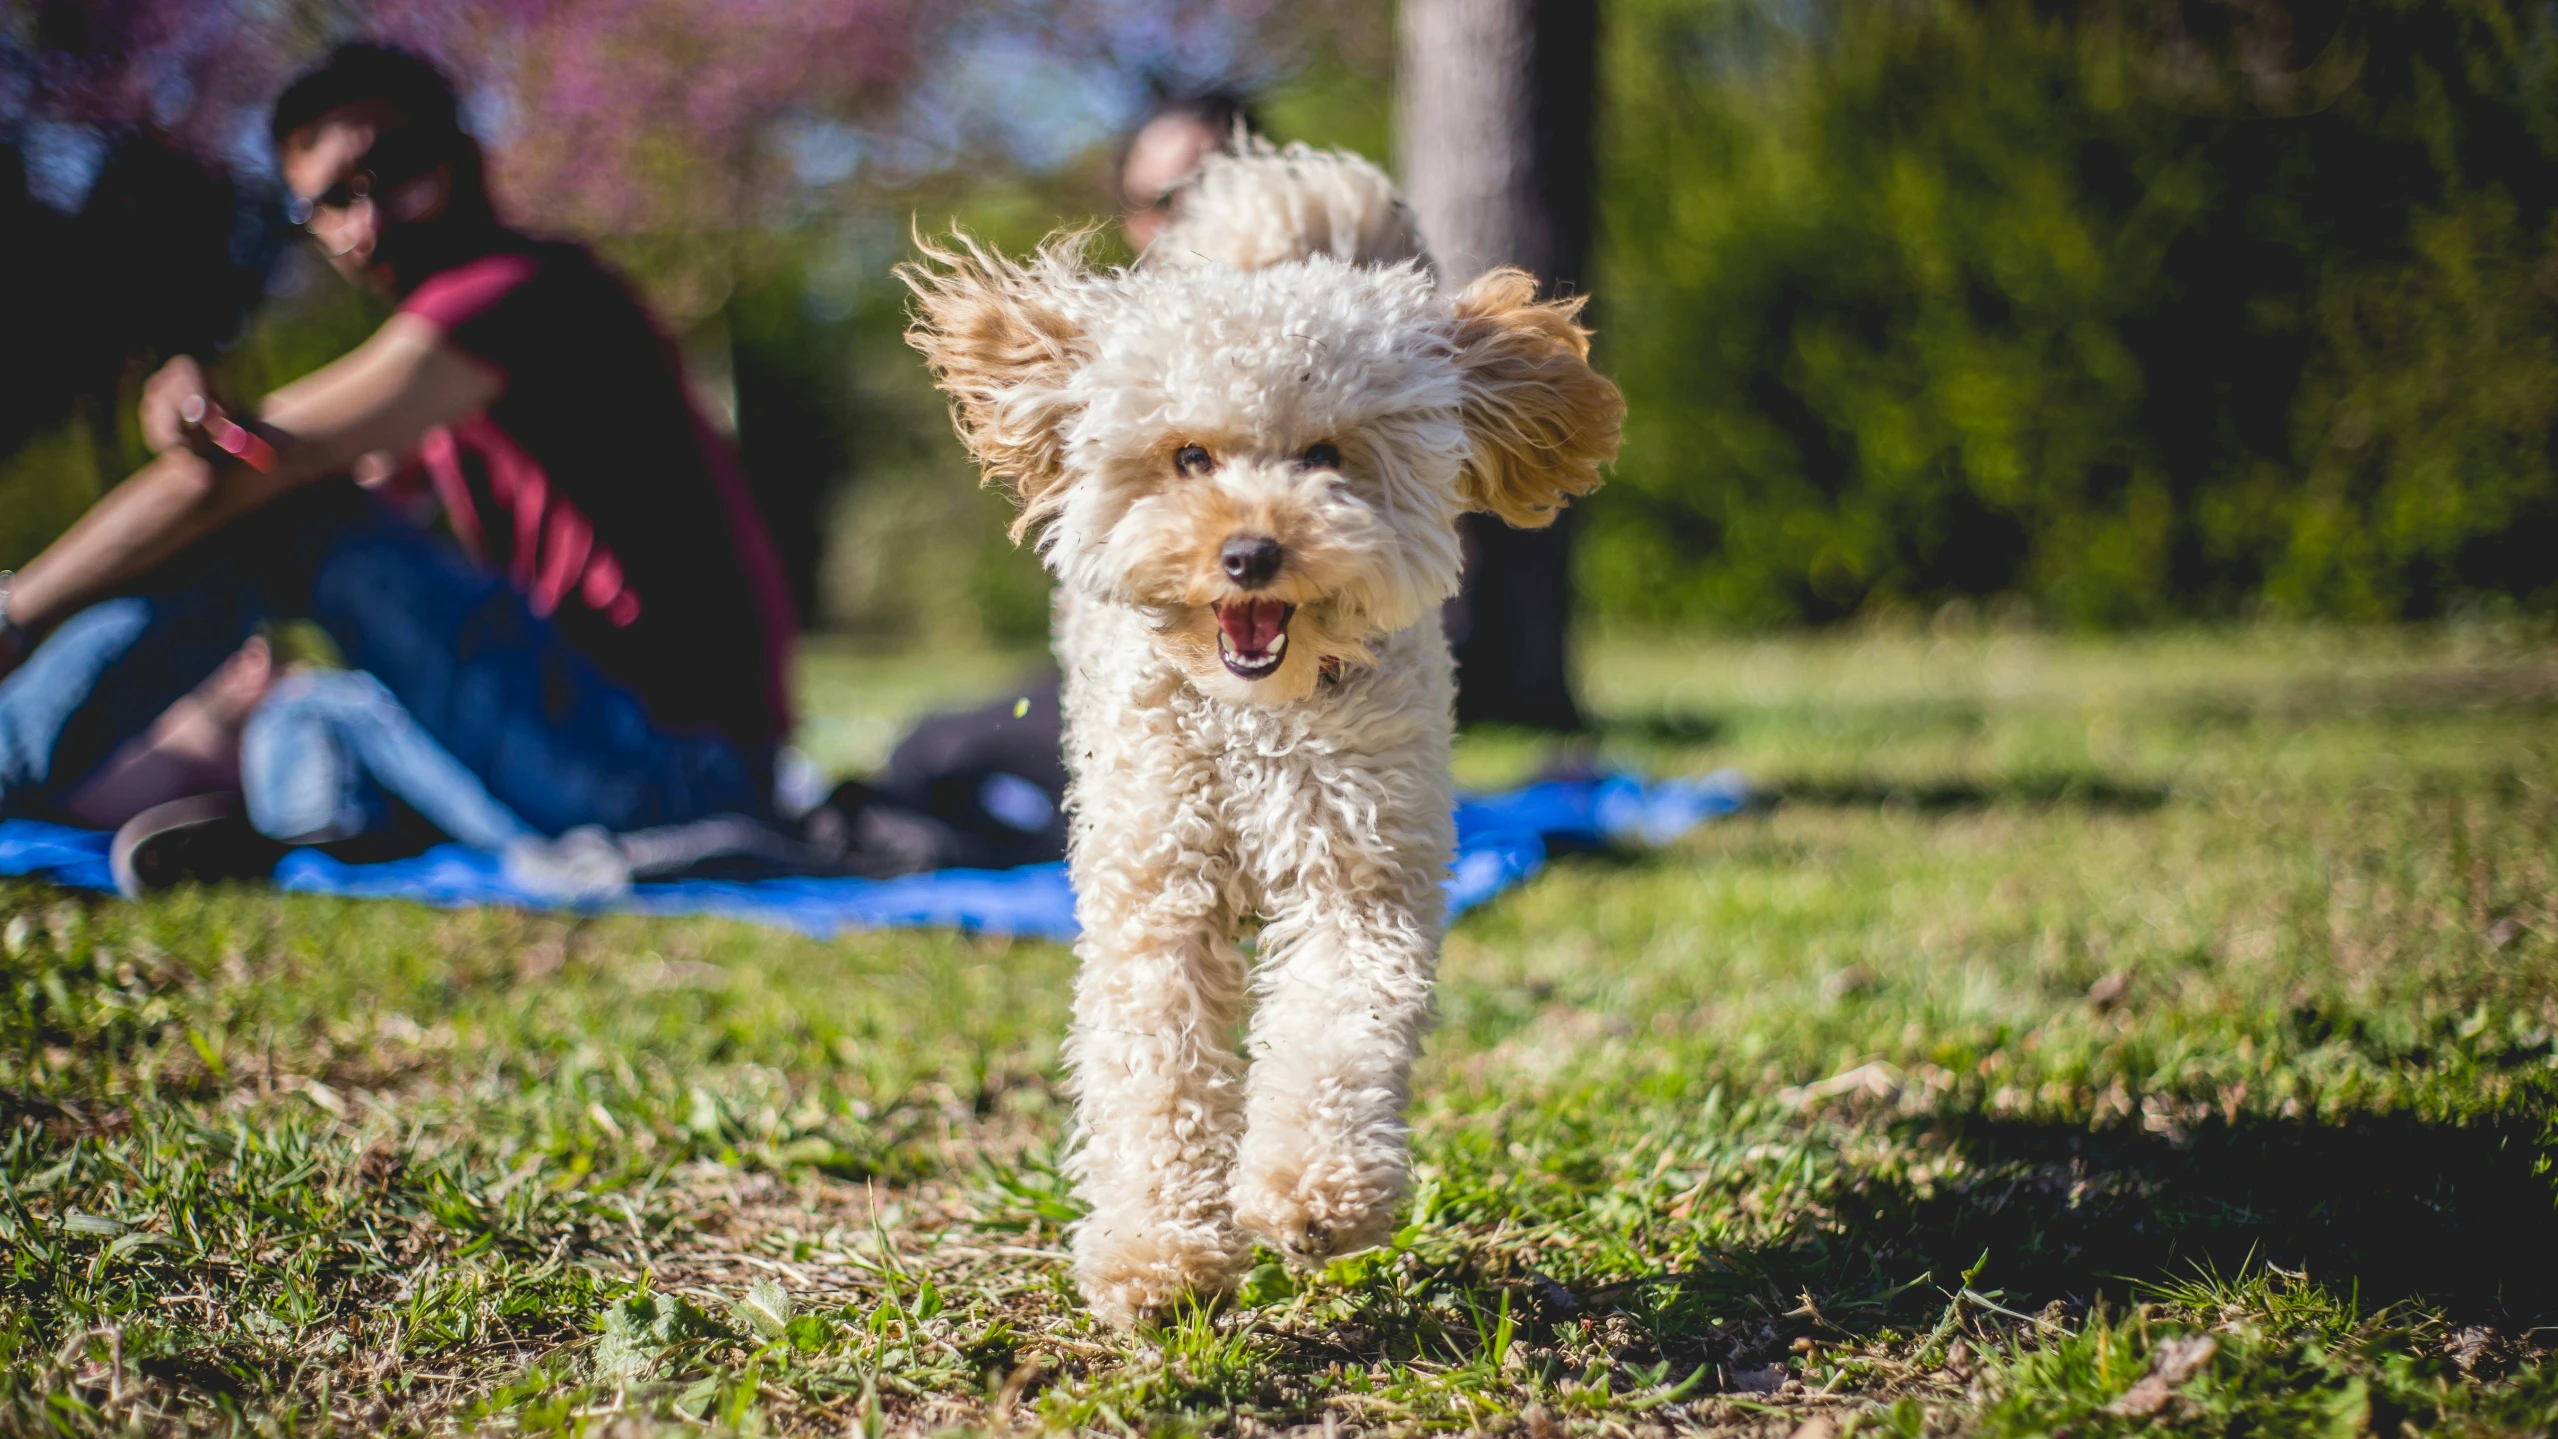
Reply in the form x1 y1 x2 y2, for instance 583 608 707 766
900 141 1624 1329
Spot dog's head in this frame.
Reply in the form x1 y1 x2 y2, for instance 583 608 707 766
901 154 1622 705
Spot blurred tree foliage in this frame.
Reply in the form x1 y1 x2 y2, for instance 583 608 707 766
1589 0 2558 625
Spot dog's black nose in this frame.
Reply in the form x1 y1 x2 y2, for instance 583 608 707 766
1221 536 1284 589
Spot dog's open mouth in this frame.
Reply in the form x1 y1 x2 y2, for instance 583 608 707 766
1213 599 1294 679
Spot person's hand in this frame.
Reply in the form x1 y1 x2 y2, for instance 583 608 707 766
141 369 280 475
139 356 214 455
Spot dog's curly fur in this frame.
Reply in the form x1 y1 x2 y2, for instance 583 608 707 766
900 140 1623 1329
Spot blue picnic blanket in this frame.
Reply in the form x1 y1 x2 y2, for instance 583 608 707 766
0 771 1746 941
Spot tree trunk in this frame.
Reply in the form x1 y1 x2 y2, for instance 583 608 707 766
1398 0 1600 732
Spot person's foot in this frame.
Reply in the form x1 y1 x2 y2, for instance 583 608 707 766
63 637 274 828
109 793 288 899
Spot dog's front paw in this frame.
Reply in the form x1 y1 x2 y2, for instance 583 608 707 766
1230 1153 1403 1267
1073 1222 1249 1331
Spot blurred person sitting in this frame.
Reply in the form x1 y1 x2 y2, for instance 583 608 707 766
0 43 795 888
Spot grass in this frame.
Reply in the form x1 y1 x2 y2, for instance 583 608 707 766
4 621 2555 1435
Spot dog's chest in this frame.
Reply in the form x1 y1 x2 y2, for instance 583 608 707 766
1165 687 1450 904
1169 678 1382 797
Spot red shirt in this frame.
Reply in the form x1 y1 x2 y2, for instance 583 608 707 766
399 240 794 746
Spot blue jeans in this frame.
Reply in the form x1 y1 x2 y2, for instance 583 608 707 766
242 669 541 850
0 482 770 839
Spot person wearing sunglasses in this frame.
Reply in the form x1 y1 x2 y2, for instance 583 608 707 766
0 44 795 887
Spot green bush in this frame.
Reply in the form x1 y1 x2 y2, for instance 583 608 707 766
0 415 106 574
1588 0 2558 625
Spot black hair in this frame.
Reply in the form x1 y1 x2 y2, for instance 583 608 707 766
271 42 492 215
272 43 464 150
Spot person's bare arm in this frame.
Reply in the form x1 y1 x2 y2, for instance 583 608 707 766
3 315 499 645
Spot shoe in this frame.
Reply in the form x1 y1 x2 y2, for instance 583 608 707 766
109 794 288 899
500 825 633 901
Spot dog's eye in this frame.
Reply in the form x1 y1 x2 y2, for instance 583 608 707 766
1302 442 1342 471
1174 444 1215 476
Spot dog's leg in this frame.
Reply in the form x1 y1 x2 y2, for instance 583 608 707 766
1063 834 1252 1328
1232 877 1441 1267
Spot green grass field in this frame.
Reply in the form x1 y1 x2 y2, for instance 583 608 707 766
4 624 2555 1435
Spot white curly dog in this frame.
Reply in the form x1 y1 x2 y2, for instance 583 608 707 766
902 142 1623 1329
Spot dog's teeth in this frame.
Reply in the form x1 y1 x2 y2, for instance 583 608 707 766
1214 616 1290 676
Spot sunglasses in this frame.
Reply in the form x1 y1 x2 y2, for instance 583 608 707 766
287 170 374 227
286 132 443 228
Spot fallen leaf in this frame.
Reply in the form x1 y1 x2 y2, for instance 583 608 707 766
2107 1333 2218 1416
736 1276 792 1340
1778 1060 1902 1108
2446 1326 2498 1374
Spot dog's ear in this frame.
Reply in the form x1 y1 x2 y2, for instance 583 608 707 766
900 230 1092 542
1447 267 1625 529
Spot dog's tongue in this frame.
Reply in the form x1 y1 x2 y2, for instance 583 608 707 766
1217 598 1289 653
